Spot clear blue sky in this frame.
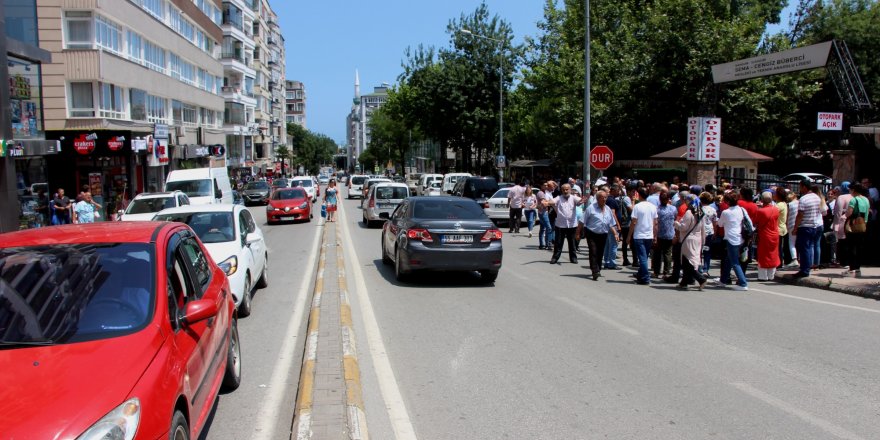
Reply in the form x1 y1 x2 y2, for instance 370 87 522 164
275 1 544 144
274 0 796 145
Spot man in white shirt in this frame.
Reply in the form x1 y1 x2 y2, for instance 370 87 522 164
508 180 526 234
627 188 658 285
543 184 584 264
718 192 750 291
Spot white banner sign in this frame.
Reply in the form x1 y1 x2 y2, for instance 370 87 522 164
817 112 843 131
711 42 833 84
686 117 721 162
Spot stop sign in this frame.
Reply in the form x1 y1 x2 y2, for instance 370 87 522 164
590 145 614 170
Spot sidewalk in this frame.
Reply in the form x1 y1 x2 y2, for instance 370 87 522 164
775 264 880 300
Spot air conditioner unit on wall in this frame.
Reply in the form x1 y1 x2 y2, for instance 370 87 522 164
174 126 185 137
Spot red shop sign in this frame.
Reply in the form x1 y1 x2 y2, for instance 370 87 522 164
108 138 123 151
74 134 96 155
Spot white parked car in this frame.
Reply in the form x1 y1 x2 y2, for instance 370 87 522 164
363 182 410 227
482 187 540 226
424 180 444 196
153 204 268 317
290 176 318 202
442 173 473 193
118 191 190 221
348 175 368 198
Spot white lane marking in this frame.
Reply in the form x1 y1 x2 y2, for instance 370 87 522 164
556 296 641 336
339 203 418 440
730 382 866 440
253 224 323 440
750 287 880 314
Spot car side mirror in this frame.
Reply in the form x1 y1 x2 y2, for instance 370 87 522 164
246 232 261 245
182 298 218 325
379 212 390 220
447 190 453 194
215 189 222 199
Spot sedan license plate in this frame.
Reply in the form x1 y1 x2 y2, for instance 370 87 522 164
442 234 473 244
495 204 508 208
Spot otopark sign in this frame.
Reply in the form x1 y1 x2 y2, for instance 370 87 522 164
590 145 613 170
817 112 843 131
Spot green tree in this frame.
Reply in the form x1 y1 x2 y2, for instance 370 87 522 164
274 144 293 177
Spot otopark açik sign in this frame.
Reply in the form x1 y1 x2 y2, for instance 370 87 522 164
817 112 843 131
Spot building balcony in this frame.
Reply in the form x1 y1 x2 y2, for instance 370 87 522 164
220 55 256 76
221 86 258 106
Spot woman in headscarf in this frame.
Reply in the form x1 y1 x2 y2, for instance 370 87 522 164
675 194 706 290
753 192 781 281
831 181 852 269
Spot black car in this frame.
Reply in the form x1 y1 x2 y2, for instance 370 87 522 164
242 181 271 205
451 176 500 208
380 196 503 282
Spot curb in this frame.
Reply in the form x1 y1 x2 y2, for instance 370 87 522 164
291 224 328 440
774 273 880 300
337 229 369 440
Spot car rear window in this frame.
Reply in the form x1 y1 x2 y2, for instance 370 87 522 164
273 189 307 200
154 212 235 244
351 177 367 185
413 200 486 219
126 197 174 214
245 181 269 190
466 179 499 198
0 243 155 344
375 187 409 199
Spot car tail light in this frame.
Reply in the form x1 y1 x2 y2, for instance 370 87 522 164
406 228 433 242
481 229 503 242
368 196 375 208
482 202 489 209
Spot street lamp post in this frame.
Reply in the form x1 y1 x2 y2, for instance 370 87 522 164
583 0 591 186
459 28 505 180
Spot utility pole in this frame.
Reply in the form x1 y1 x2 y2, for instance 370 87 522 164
583 0 591 186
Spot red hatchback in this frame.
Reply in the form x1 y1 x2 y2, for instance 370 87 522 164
266 187 312 224
0 222 241 440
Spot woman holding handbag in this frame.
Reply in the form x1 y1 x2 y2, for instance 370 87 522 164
843 183 869 277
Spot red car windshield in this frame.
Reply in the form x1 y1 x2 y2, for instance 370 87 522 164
273 189 307 200
0 243 155 345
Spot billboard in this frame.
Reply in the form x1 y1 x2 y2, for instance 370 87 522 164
711 42 833 84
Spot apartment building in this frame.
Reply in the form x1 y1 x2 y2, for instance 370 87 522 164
1 0 52 232
220 0 257 173
285 79 305 128
37 0 228 214
250 0 285 173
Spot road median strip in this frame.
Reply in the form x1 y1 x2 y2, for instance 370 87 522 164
337 230 370 440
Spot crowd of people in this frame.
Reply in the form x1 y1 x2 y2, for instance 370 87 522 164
504 175 878 291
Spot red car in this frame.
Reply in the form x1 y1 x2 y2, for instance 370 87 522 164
266 187 312 224
0 222 241 440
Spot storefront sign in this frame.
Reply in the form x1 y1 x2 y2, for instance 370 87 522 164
712 42 833 83
147 136 170 167
74 134 96 155
7 56 44 140
154 124 169 139
0 141 24 157
132 139 147 151
108 138 124 151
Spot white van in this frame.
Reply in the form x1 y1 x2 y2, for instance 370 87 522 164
164 167 233 205
417 174 443 195
348 174 369 199
442 173 472 193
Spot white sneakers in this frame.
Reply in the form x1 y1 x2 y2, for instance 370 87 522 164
732 285 749 291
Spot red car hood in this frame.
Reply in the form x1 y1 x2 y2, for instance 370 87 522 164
0 325 164 438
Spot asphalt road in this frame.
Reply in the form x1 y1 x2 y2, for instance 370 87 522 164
336 193 880 440
200 203 320 440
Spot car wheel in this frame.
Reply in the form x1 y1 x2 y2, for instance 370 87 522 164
363 213 368 226
256 255 269 288
238 274 252 318
221 318 242 392
170 410 189 440
480 270 499 283
381 233 392 265
395 247 409 281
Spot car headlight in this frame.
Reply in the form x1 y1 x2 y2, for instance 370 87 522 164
299 202 309 209
267 205 278 211
77 398 140 440
218 256 238 276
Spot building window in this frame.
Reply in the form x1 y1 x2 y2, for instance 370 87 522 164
95 15 122 54
132 0 166 21
225 102 245 125
130 89 147 121
144 40 166 73
99 83 124 119
183 103 198 126
64 11 93 49
127 30 143 63
69 82 95 117
169 53 181 79
180 60 195 86
147 94 168 123
201 108 217 127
